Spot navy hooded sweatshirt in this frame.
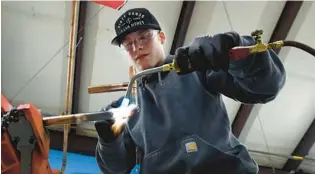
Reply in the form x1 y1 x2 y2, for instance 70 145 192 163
95 35 286 174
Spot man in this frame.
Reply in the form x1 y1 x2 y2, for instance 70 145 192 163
95 7 286 174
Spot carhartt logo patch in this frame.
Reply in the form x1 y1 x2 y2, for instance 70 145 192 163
185 141 198 153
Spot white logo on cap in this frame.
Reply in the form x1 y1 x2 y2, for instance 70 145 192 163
117 11 146 33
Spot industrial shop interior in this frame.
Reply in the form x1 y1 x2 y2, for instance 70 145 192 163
1 1 315 174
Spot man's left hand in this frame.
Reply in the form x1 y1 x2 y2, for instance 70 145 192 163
174 32 240 74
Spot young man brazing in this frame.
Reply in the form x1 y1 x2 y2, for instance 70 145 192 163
94 8 286 174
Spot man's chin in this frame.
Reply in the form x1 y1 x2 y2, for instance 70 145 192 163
137 63 154 71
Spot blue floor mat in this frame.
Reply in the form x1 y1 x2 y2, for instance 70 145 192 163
48 149 102 174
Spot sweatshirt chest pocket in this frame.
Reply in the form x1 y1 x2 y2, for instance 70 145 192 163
145 73 205 107
140 135 246 174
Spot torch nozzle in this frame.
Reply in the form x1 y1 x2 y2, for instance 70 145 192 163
108 103 138 135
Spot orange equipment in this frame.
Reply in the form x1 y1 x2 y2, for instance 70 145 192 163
1 94 60 174
1 93 136 174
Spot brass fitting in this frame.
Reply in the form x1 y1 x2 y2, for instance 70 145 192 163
249 29 284 54
268 40 284 49
247 29 267 54
162 60 180 73
249 43 269 54
251 29 264 44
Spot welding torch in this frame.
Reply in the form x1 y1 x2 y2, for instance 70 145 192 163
42 104 137 135
122 29 315 106
43 29 315 134
89 29 315 97
229 29 315 60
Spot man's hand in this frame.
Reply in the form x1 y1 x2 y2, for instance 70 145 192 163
174 31 240 74
95 97 124 143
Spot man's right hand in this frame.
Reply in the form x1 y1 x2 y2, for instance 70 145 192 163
95 97 124 143
174 32 240 74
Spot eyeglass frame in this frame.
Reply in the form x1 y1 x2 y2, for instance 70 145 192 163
121 29 160 52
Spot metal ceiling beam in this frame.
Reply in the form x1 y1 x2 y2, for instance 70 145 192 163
235 104 263 142
269 0 304 52
283 117 315 172
169 1 195 54
231 1 303 139
231 104 254 138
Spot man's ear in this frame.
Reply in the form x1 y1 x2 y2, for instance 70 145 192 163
158 31 166 44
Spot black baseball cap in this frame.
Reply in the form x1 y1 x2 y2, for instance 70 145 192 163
111 8 161 46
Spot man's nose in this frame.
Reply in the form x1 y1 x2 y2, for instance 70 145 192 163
133 42 143 52
131 44 136 52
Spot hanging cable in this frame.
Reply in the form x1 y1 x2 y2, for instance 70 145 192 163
222 1 234 31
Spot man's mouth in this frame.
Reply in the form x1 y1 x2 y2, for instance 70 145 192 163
136 54 149 60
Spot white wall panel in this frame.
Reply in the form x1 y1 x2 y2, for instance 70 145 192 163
1 1 72 113
245 1 315 170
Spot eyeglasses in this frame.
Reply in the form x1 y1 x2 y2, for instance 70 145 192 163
121 30 158 52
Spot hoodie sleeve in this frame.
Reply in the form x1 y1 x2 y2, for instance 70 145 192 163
95 127 136 174
204 35 286 104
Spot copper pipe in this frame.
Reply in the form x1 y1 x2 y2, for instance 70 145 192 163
43 105 138 136
43 112 113 126
129 66 138 105
88 65 166 97
62 1 79 173
97 87 128 93
88 82 129 94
